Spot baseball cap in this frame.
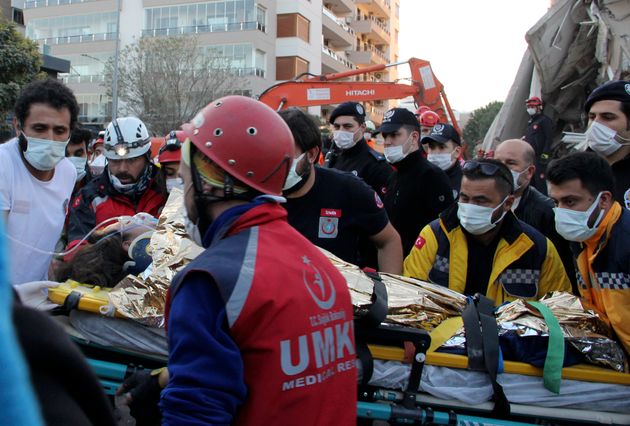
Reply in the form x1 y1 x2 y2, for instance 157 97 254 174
584 80 630 113
421 123 461 146
329 101 366 124
376 108 420 134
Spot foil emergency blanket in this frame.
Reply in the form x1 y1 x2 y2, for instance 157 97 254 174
107 188 203 327
442 292 628 372
323 251 467 331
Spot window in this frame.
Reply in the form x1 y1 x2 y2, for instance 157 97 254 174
276 56 309 80
143 1 260 32
277 13 309 42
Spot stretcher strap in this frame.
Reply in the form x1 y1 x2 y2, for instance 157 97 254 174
527 301 564 394
356 271 388 328
463 295 510 418
356 340 374 385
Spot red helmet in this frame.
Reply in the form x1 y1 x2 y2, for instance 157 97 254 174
419 110 440 127
415 105 431 117
181 96 294 196
157 130 183 164
525 96 543 106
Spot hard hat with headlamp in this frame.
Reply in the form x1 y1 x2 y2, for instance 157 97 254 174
104 117 151 160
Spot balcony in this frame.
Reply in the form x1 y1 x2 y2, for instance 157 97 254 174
351 16 390 45
60 74 105 84
348 44 387 66
354 0 390 18
321 46 355 74
24 0 98 8
35 31 115 45
142 21 266 37
322 7 354 49
323 0 354 15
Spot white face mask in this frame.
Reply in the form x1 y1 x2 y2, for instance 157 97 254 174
457 197 508 235
553 192 605 242
510 168 528 192
586 121 630 157
364 132 372 140
384 134 414 164
427 152 454 170
68 156 87 182
184 211 204 246
333 129 359 150
283 152 307 191
89 154 107 175
526 107 537 116
166 177 184 193
22 134 69 171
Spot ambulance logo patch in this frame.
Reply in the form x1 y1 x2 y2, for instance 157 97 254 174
319 208 341 239
414 236 426 250
302 255 336 310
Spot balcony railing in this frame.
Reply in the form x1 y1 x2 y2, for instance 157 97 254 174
60 74 105 84
142 21 266 37
232 67 266 78
322 46 355 69
355 14 390 36
35 32 116 45
25 0 98 8
356 43 387 61
322 7 355 37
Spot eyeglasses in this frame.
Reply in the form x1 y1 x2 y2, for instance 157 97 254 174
463 160 513 189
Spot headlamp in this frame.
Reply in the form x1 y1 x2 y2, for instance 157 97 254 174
106 138 150 158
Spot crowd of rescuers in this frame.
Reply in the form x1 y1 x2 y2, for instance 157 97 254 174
0 76 629 423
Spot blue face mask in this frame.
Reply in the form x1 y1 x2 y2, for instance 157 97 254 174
122 231 154 275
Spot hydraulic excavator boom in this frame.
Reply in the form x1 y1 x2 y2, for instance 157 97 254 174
258 58 460 134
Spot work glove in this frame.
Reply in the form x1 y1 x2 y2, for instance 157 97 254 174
13 281 60 311
116 369 163 426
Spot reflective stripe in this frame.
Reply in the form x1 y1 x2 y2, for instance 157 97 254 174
594 272 630 290
498 268 540 298
226 226 259 327
433 254 449 273
91 195 109 211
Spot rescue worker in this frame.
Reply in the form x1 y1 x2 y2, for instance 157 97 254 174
379 107 454 256
326 101 391 196
494 139 576 293
364 119 379 151
279 108 403 274
583 80 630 207
156 96 357 424
547 152 630 355
404 158 571 305
89 130 106 175
66 126 92 195
156 130 183 194
418 109 440 140
524 96 553 194
422 123 463 199
66 117 166 249
0 78 78 285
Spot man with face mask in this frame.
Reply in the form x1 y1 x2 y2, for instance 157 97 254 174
326 101 391 196
279 108 402 274
380 107 454 256
583 80 630 208
66 116 166 251
66 126 92 195
494 139 577 293
547 152 630 354
88 131 106 175
404 159 570 305
524 96 554 194
155 96 357 425
157 130 183 194
421 123 463 198
0 79 78 285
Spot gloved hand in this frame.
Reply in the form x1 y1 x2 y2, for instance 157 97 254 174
116 369 163 426
13 281 60 310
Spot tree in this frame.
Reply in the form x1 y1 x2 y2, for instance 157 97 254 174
462 101 503 155
0 19 42 136
104 35 243 135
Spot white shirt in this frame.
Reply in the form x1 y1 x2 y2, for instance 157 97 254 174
0 139 76 285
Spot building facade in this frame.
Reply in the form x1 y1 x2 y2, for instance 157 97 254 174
20 0 399 128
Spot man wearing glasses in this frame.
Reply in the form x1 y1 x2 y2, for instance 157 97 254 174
404 158 570 305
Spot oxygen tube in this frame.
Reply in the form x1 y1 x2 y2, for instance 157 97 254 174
0 215 45 425
3 213 158 258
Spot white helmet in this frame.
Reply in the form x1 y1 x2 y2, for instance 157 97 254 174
104 117 151 160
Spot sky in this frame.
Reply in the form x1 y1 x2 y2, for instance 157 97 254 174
398 0 551 113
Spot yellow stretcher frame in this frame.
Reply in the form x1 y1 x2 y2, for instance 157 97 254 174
48 280 125 318
368 317 630 386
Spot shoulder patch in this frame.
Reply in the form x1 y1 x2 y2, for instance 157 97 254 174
72 195 82 209
368 148 385 161
414 236 426 250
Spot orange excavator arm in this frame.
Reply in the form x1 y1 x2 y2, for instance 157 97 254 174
258 58 460 134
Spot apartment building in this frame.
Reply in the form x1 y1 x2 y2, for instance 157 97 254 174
19 0 399 127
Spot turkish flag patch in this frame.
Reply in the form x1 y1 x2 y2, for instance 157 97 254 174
414 236 426 250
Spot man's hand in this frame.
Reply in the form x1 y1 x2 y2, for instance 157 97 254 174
13 281 60 310
116 369 164 426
